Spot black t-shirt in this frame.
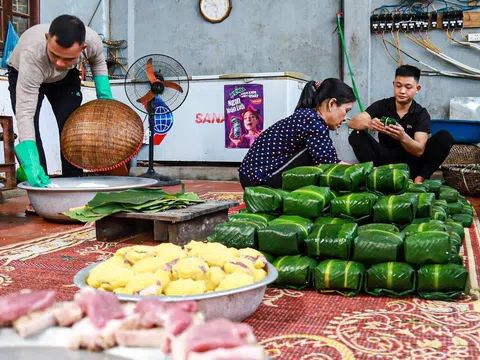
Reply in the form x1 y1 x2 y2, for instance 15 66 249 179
365 97 431 150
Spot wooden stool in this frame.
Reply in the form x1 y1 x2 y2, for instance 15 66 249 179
96 201 239 246
0 116 16 189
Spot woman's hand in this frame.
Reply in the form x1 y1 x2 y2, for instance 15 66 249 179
338 160 351 165
229 129 241 147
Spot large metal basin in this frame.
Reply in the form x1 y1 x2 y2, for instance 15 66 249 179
17 176 158 222
74 261 278 322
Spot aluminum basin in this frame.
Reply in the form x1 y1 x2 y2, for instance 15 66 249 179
74 261 278 322
17 176 158 222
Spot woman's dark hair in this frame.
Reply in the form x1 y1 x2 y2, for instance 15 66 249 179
49 15 86 48
295 78 356 111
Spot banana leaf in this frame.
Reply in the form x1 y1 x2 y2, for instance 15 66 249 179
313 259 365 297
439 188 460 203
423 179 443 194
377 163 410 172
269 215 313 236
365 262 416 297
413 193 435 218
243 186 287 214
353 161 374 176
417 264 469 300
318 164 365 191
463 204 473 215
407 183 428 193
431 206 447 221
272 255 318 289
259 251 276 264
208 220 266 249
64 188 204 222
351 229 404 265
257 224 307 256
448 231 462 253
305 223 358 260
330 192 378 220
367 168 410 195
373 195 416 224
402 222 446 237
404 231 451 266
314 216 355 225
445 220 465 242
228 212 276 225
447 202 464 215
380 116 397 126
451 213 473 227
358 223 400 233
411 217 432 224
281 166 323 191
283 186 332 218
434 199 448 208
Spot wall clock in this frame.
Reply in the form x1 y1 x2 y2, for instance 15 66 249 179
199 0 232 24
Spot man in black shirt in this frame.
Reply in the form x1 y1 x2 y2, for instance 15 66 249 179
348 65 453 183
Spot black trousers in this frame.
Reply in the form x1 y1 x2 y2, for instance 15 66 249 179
8 66 84 177
349 129 454 179
239 148 314 189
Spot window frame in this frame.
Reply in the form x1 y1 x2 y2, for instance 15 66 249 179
0 0 40 50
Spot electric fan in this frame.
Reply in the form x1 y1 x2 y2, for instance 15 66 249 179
124 54 189 186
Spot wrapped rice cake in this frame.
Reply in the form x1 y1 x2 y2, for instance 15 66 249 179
413 192 435 218
422 179 443 194
373 195 417 224
317 163 370 191
313 259 365 297
314 216 354 225
417 264 469 300
358 223 399 234
330 192 378 220
258 223 308 256
404 231 451 266
451 213 473 228
243 186 287 213
228 212 276 225
447 201 464 215
352 229 404 265
282 166 323 191
438 186 460 203
283 185 332 218
272 255 317 289
367 167 410 195
209 220 265 249
305 223 358 260
269 215 313 235
365 262 416 297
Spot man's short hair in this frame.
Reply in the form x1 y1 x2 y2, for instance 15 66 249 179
48 15 86 48
395 65 421 82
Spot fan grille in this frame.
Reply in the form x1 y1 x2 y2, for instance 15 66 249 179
124 54 189 115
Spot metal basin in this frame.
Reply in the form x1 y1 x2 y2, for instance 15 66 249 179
17 176 158 222
74 261 278 322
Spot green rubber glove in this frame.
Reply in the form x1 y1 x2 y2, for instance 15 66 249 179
93 75 113 100
15 140 50 188
17 166 28 183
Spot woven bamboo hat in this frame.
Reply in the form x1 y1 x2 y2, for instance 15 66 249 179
61 99 144 172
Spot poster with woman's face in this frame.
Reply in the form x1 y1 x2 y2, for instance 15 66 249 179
224 84 264 149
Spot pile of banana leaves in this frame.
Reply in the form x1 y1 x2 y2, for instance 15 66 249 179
64 187 204 222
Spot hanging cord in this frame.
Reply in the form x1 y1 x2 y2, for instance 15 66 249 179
88 0 103 27
336 12 364 112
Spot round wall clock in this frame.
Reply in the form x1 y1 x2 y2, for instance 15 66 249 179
199 0 232 24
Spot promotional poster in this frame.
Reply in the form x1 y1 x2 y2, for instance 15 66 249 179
224 84 264 149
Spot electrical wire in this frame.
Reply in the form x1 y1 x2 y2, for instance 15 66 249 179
337 13 364 112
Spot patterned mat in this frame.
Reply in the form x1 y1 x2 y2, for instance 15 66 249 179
0 193 479 359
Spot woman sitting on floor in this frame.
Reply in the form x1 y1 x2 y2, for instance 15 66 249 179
238 78 356 189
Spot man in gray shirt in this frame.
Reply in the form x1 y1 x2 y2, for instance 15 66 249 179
8 14 112 187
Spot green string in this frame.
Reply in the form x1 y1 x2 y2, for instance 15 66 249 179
337 13 364 112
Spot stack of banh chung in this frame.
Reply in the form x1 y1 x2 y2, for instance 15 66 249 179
208 162 472 300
